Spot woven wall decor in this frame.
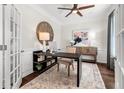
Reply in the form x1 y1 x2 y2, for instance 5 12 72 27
36 21 54 45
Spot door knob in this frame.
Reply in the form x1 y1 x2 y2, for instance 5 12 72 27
21 50 24 53
113 57 117 61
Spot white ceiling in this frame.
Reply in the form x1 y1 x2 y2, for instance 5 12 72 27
38 4 111 25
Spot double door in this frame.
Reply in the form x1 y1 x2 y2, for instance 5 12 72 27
115 5 124 88
0 4 21 89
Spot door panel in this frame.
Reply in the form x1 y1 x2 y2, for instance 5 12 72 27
3 4 22 89
115 4 124 89
4 4 11 89
0 4 3 89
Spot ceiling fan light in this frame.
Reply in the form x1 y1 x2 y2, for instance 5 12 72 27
73 10 77 13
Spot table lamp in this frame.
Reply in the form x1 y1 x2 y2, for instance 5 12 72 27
39 32 50 52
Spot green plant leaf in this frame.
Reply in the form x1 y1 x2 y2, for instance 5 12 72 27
35 64 43 70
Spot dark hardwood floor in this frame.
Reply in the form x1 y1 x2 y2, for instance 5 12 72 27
20 63 115 89
20 71 40 87
97 63 115 89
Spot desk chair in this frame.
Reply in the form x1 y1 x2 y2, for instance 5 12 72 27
57 47 76 76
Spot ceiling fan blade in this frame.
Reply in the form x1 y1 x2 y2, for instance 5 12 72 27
73 4 78 9
78 5 95 10
77 11 83 16
65 11 72 17
58 7 72 10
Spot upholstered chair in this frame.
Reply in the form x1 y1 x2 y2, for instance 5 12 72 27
57 47 76 76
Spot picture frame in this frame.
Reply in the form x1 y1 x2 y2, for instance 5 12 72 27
72 29 90 45
72 30 89 40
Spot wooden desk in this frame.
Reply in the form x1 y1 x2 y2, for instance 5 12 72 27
43 52 82 87
34 52 82 87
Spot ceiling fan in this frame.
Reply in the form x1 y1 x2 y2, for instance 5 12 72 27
58 4 95 17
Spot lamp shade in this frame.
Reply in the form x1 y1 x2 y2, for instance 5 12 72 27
39 32 50 40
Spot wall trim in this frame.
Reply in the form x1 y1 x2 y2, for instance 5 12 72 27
21 48 34 78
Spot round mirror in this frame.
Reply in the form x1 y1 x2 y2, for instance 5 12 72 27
36 21 54 45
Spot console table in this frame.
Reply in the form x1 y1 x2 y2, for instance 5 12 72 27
76 46 97 63
33 50 57 73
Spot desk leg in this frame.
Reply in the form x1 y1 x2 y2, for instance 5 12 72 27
55 57 58 70
55 57 57 62
77 56 82 87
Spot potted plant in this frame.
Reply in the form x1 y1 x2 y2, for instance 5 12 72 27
35 64 43 71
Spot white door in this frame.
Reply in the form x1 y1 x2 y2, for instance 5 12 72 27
115 5 124 89
3 4 22 89
0 4 3 89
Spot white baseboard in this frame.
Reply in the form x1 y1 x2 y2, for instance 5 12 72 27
97 60 107 63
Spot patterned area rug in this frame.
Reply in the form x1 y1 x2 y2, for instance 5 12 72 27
21 62 105 89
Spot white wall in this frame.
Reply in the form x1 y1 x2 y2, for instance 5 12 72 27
14 4 111 77
15 5 62 77
61 18 108 63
